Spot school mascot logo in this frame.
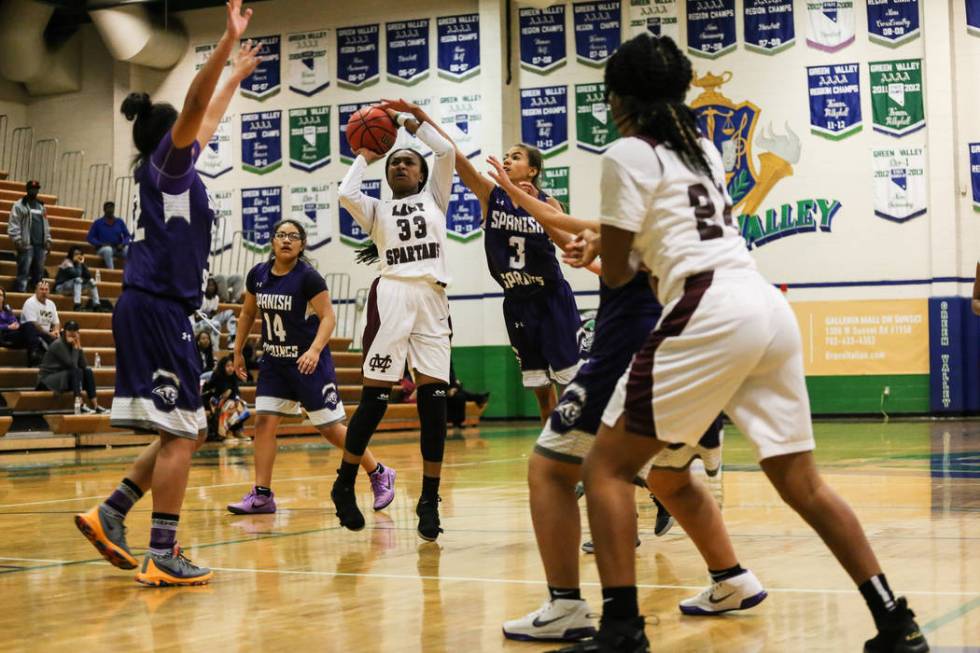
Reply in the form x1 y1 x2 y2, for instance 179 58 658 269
322 383 340 410
551 383 587 433
151 369 181 412
577 310 597 358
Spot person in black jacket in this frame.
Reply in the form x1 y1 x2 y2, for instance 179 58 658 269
202 355 250 440
54 246 102 312
36 320 106 413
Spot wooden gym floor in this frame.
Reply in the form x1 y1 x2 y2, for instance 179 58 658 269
0 419 977 652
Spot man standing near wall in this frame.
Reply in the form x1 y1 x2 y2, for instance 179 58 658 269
7 180 51 292
87 201 131 270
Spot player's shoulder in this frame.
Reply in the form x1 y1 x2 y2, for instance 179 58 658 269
603 136 659 169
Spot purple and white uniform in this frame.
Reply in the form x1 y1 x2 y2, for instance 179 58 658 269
111 132 213 439
247 260 344 426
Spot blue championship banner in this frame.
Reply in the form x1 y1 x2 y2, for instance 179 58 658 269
573 2 621 67
867 0 920 46
196 115 233 179
339 179 381 246
687 0 736 59
971 143 980 212
241 111 283 174
241 186 281 253
446 175 482 242
240 35 281 101
806 63 862 140
437 14 480 81
287 30 330 96
339 100 379 165
337 24 380 89
386 19 430 85
519 5 567 74
744 0 795 55
520 85 569 158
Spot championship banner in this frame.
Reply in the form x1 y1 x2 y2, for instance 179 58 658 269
338 100 379 164
208 189 236 255
539 166 570 211
392 96 434 158
687 0 736 59
438 94 482 159
337 24 380 89
575 83 619 154
289 184 333 249
196 115 233 179
240 35 281 101
573 2 621 67
339 179 381 246
446 175 482 242
241 111 282 175
627 0 679 39
969 0 980 37
872 146 926 223
286 30 330 96
520 85 569 158
241 186 281 252
806 63 862 140
744 0 795 55
386 19 430 85
869 59 924 137
519 5 567 74
867 0 920 47
194 43 232 83
437 14 480 81
806 1 855 52
288 106 330 173
970 143 980 211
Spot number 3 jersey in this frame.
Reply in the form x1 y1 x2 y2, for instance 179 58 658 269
246 260 328 364
599 136 756 306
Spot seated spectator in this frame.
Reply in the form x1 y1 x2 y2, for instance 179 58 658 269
197 331 216 382
214 273 245 303
55 246 102 312
202 355 250 440
7 180 51 292
21 280 60 362
0 287 40 365
86 201 131 270
36 319 106 413
239 339 260 384
447 363 490 429
193 277 236 340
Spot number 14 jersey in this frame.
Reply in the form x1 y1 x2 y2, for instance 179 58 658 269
246 260 327 364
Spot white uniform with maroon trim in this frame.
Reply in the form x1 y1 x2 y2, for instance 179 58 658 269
600 136 814 461
339 122 454 383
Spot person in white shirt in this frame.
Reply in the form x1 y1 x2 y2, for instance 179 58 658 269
20 280 61 359
330 99 454 543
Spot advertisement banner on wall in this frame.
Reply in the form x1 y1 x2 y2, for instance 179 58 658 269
197 115 234 179
208 189 236 255
743 0 795 54
575 83 619 154
970 143 980 211
872 146 927 223
240 35 281 100
867 0 920 46
337 24 380 89
806 63 862 140
438 94 482 159
241 111 282 175
289 184 333 249
790 299 929 377
687 0 736 59
628 0 679 39
520 85 569 158
338 100 379 164
969 0 980 36
869 58 925 137
572 2 621 67
437 14 480 81
446 175 482 242
386 19 430 85
288 106 331 173
339 180 381 246
519 5 567 74
286 31 330 96
539 166 570 211
241 186 281 252
805 1 855 52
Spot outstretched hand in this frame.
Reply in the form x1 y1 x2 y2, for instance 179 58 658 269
485 155 520 197
380 98 421 118
226 0 253 40
562 229 600 268
231 39 261 80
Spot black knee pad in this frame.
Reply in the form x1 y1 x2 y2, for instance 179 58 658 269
417 383 448 463
344 386 390 456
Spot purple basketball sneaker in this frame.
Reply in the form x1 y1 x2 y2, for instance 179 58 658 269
227 487 276 514
369 465 396 511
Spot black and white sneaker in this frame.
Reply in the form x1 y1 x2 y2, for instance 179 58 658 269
330 481 365 531
546 617 649 653
651 496 675 537
416 495 443 541
864 598 929 653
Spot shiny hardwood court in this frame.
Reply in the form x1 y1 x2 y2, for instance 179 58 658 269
0 420 977 652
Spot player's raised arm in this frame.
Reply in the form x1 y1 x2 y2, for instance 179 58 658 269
196 40 261 150
381 99 455 213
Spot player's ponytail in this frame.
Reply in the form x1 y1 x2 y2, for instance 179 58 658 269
604 34 713 181
121 92 179 168
354 241 380 266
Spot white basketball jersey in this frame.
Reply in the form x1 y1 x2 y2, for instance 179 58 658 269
599 136 756 305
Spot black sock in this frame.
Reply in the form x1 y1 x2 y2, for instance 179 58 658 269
859 574 897 625
709 564 746 583
421 475 440 501
601 586 639 620
255 485 272 497
337 461 359 487
549 586 582 601
371 463 384 475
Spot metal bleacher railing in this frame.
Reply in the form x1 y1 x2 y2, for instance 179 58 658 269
56 150 85 208
4 126 33 182
28 138 59 192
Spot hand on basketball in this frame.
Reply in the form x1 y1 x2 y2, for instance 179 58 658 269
380 98 423 120
297 348 319 375
231 39 261 81
225 0 253 40
233 351 248 381
356 148 383 164
563 229 600 268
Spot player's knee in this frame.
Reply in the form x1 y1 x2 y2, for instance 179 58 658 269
317 422 344 446
528 452 580 491
646 468 692 499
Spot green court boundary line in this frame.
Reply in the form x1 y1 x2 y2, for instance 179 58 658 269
920 595 980 635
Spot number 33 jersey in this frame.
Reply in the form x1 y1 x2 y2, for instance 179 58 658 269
599 136 757 306
246 260 327 364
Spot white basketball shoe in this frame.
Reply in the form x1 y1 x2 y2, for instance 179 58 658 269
679 570 768 616
502 598 597 641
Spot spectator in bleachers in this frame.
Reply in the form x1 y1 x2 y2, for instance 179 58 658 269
21 280 60 361
36 319 106 413
214 274 244 303
86 201 131 270
7 180 51 292
447 363 490 429
0 287 40 365
202 355 250 440
193 277 236 341
197 331 216 382
55 246 102 312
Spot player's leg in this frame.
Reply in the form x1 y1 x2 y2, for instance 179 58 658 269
540 280 583 414
227 412 282 514
503 295 554 422
319 421 396 511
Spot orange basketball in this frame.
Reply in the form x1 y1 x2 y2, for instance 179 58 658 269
345 106 398 156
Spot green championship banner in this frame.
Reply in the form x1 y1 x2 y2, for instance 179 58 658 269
575 83 619 154
289 106 331 172
540 166 570 211
869 58 924 138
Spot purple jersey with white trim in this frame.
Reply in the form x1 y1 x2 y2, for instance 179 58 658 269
246 260 327 364
484 186 564 298
124 131 214 311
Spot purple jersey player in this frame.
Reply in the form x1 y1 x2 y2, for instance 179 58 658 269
74 2 259 587
227 219 395 515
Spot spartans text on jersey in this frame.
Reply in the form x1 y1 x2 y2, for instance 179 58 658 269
386 241 441 265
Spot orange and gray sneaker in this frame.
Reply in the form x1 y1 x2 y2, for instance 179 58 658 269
74 504 138 570
135 545 213 587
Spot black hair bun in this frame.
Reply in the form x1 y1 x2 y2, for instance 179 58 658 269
121 92 152 122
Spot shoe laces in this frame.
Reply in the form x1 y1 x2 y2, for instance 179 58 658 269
369 469 388 492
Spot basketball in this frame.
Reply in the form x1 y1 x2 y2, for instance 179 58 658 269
345 106 398 156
